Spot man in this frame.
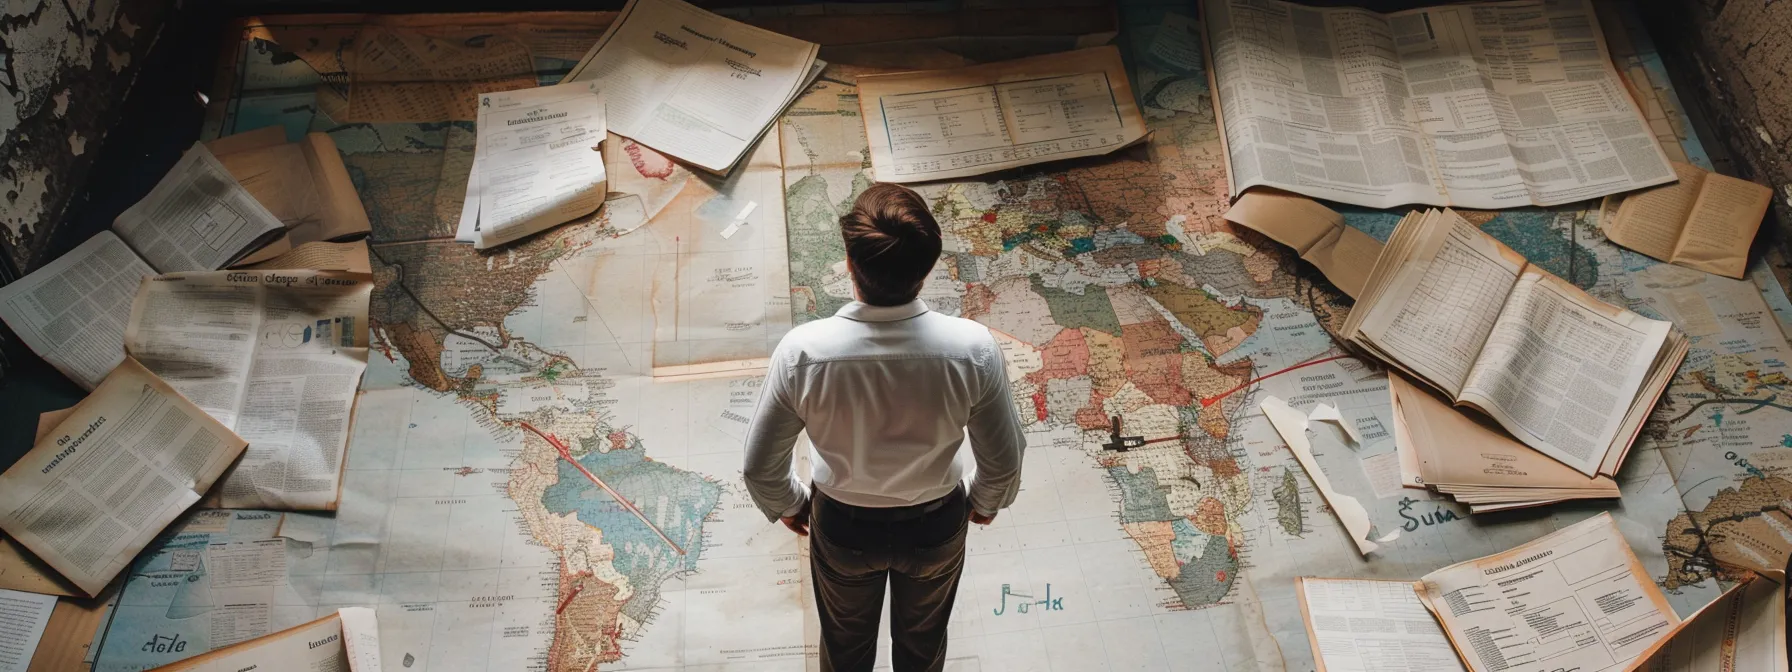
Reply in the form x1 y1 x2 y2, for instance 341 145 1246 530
742 183 1026 672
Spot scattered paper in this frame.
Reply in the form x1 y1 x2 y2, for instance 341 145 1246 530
719 201 757 239
1358 451 1406 500
1260 396 1382 556
467 82 608 250
1296 578 1461 672
0 589 56 672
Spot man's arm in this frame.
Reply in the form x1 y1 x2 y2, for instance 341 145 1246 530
741 347 809 524
966 336 1026 518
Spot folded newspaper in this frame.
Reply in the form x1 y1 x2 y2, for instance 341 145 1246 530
0 357 246 596
1204 0 1678 208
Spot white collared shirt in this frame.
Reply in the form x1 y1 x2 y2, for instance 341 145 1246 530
742 299 1026 519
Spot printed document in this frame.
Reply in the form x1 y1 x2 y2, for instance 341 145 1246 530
858 46 1149 183
1627 575 1786 672
1417 513 1679 672
112 143 287 272
464 83 609 249
1206 0 1677 208
0 588 55 672
562 0 820 173
0 232 154 390
1295 578 1465 672
0 357 245 596
1598 161 1771 279
125 270 373 510
147 607 382 671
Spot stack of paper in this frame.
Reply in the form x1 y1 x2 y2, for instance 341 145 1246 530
561 0 822 175
1390 373 1620 512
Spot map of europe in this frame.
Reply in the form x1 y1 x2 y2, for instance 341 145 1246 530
85 1 1792 671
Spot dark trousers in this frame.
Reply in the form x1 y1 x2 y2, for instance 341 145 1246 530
809 487 969 672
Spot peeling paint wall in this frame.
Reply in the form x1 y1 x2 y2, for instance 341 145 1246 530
1643 1 1792 281
0 0 167 275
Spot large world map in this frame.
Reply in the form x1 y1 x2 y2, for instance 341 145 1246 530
84 2 1792 671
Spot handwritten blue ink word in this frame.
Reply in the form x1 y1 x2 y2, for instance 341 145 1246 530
993 583 1064 615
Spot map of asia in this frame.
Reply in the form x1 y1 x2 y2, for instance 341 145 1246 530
87 1 1792 671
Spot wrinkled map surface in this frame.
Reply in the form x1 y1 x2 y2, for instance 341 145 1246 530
88 1 1792 671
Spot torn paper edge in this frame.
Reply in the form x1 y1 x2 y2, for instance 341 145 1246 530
1260 396 1394 555
1308 403 1364 445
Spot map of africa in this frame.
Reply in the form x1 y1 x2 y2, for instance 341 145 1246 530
87 2 1792 671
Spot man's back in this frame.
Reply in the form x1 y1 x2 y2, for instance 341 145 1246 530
770 301 1014 509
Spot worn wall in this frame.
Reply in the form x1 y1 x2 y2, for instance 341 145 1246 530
0 0 169 277
1643 1 1792 283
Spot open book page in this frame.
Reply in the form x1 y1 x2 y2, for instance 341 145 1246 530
1598 329 1687 476
113 143 287 272
1351 210 1525 396
1458 270 1673 476
562 0 819 173
1390 373 1619 495
1603 161 1705 261
1668 169 1772 279
0 357 246 596
148 607 382 671
1417 513 1678 672
125 271 373 510
1626 576 1786 672
1205 0 1675 209
0 231 154 390
1295 577 1465 672
858 45 1148 183
1220 189 1382 299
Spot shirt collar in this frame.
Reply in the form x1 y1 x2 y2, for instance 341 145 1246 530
835 299 929 322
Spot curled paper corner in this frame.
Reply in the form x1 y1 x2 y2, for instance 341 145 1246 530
1373 529 1401 544
1260 395 1381 557
1308 403 1364 445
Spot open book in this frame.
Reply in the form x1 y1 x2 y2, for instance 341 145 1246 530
1342 208 1686 477
1598 161 1771 280
0 142 289 390
205 127 373 267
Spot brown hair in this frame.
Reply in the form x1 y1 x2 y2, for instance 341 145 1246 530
839 183 941 306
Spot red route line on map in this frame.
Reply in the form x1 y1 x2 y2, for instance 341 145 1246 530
515 420 688 556
1200 354 1353 407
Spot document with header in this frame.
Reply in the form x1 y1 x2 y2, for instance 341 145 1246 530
562 0 820 173
0 357 245 596
1296 577 1465 672
147 607 382 671
858 45 1149 183
125 270 373 511
1206 0 1677 208
461 83 609 249
1417 513 1678 672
